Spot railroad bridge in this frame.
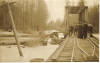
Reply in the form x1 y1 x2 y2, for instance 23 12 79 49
47 0 99 62
0 0 99 62
64 0 89 32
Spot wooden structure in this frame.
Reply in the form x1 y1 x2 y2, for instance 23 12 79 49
64 5 88 32
0 1 23 56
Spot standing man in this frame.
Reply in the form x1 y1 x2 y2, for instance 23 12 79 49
88 24 93 37
69 26 73 36
77 24 83 39
82 23 88 39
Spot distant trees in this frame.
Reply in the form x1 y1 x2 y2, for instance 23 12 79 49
34 0 48 31
47 19 64 32
77 0 99 33
0 0 48 33
88 5 99 33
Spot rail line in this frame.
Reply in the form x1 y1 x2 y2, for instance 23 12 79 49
47 35 95 62
87 37 99 59
46 36 71 62
56 35 76 62
70 37 75 62
76 38 90 56
74 37 90 61
88 37 99 48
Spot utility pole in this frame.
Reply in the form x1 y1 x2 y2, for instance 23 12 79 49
7 1 23 56
64 8 67 33
65 0 70 33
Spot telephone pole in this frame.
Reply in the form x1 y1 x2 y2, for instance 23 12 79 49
7 1 23 56
64 0 70 33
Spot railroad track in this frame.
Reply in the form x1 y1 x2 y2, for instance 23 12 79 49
88 37 99 48
56 36 75 62
87 37 99 59
47 35 99 62
47 36 72 62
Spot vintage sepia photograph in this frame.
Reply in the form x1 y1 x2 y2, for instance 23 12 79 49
0 0 99 62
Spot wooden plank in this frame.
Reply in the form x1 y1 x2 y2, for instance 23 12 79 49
7 1 23 56
65 6 88 14
47 36 69 61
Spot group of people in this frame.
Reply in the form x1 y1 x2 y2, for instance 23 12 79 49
68 23 93 39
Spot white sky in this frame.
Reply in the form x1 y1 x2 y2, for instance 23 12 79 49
45 0 66 22
45 0 98 22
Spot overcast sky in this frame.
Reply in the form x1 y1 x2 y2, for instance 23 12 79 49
45 0 65 22
45 0 98 22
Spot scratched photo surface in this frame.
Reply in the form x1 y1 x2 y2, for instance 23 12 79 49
0 0 99 62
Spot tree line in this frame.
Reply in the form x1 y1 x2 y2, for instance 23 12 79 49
0 0 48 33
